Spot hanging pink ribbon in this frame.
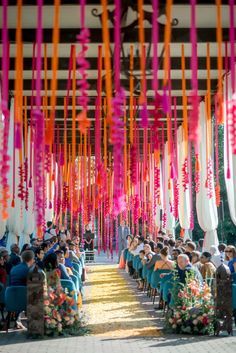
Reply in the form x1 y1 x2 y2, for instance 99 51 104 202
225 43 231 177
77 0 91 133
33 0 45 235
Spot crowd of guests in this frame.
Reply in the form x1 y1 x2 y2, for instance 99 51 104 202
121 232 236 309
0 221 86 329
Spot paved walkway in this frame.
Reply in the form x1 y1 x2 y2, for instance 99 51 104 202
0 253 236 353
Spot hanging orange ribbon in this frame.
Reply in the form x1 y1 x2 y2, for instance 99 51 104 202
47 0 60 146
101 0 112 125
163 0 173 87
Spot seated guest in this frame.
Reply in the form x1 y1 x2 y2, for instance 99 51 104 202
55 250 72 280
131 236 144 256
0 254 7 285
191 250 202 271
185 241 196 254
0 250 11 275
9 250 35 286
168 239 176 256
44 221 57 241
154 246 175 271
68 242 80 263
45 236 59 255
34 247 45 269
177 254 202 284
20 243 31 254
41 241 51 254
149 240 156 252
225 246 236 273
155 242 164 256
7 244 21 270
30 238 42 253
199 251 216 279
197 238 204 252
146 243 161 269
176 237 184 248
171 248 183 262
210 245 222 268
60 246 73 268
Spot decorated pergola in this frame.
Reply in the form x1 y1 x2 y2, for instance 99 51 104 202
0 0 235 254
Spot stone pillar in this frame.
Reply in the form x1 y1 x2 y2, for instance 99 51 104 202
27 266 47 336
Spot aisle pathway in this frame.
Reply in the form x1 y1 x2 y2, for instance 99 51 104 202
1 254 236 353
84 263 160 337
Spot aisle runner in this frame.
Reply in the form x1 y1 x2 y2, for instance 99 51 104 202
84 265 160 337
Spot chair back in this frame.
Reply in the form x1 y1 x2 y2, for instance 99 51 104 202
151 269 172 289
0 283 5 304
72 262 82 276
70 274 79 291
5 286 27 312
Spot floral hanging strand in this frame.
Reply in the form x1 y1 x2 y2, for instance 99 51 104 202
111 0 126 216
33 0 45 236
77 0 91 133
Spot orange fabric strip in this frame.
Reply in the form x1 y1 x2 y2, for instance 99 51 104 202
163 0 173 86
101 0 112 124
48 0 60 145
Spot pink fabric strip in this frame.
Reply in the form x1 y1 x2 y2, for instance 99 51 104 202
225 43 231 178
214 96 219 185
229 0 235 93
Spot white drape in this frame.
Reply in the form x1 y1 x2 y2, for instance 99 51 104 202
20 128 35 248
177 126 191 232
196 102 219 251
224 71 236 225
164 143 176 236
6 99 25 250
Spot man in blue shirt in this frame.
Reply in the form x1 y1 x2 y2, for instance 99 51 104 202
9 250 35 286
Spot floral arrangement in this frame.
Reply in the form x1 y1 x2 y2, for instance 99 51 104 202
166 273 216 335
44 270 81 336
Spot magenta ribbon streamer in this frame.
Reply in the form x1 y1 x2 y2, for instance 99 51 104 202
225 43 231 178
112 0 126 216
229 0 235 94
189 0 199 147
95 45 102 171
174 97 178 178
214 96 219 185
77 0 90 113
188 145 194 229
152 0 159 92
33 0 45 230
